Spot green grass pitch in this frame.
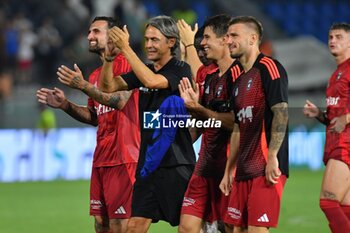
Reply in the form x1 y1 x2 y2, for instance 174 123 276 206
0 168 328 233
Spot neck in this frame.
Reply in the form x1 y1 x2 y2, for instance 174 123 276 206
153 54 172 71
217 55 234 76
334 53 350 65
240 48 260 72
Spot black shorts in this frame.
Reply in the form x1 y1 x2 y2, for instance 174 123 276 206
131 165 194 226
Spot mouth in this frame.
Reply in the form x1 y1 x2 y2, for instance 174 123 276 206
89 41 98 47
147 50 157 55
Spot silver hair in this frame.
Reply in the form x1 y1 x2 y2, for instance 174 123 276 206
146 15 180 56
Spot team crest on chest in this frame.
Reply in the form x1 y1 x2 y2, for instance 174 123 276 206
216 85 223 97
336 72 342 80
205 85 210 94
247 78 253 90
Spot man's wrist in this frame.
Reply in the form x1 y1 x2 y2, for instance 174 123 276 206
185 44 195 49
60 99 69 111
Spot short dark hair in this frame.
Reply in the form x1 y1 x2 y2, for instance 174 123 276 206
92 16 122 29
330 23 350 33
202 14 232 38
228 16 263 44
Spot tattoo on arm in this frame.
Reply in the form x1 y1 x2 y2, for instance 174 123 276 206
65 102 98 126
269 102 288 153
82 83 132 109
323 191 337 200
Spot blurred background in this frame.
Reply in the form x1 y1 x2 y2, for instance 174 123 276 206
0 0 348 232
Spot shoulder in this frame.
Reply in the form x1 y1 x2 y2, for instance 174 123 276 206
167 58 191 76
256 54 287 80
230 60 244 81
173 59 190 69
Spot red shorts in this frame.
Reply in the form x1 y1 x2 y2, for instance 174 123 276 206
225 175 287 228
90 163 137 219
181 174 229 222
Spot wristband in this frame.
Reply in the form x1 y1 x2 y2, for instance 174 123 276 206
185 44 194 49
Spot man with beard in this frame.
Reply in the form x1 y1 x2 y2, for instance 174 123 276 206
36 16 140 233
220 16 289 233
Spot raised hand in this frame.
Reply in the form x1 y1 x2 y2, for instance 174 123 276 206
36 87 67 109
57 64 88 90
109 25 130 50
177 19 198 47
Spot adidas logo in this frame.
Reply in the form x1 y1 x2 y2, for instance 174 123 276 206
257 213 269 223
115 206 126 214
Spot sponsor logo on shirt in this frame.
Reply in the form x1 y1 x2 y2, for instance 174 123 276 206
95 104 115 116
237 106 254 123
326 96 340 106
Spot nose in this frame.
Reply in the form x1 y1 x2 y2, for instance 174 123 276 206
87 31 93 40
200 38 206 46
145 40 152 48
226 36 232 45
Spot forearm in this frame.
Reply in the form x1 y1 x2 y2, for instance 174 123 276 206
99 59 128 93
225 124 240 175
269 102 288 157
184 45 202 79
121 46 167 89
61 100 98 126
81 82 132 110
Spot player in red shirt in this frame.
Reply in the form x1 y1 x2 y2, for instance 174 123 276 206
37 17 140 233
303 23 350 233
220 16 289 233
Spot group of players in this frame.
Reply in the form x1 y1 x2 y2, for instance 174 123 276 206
36 12 350 233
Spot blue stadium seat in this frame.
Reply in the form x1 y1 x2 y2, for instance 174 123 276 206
191 1 211 27
143 1 161 17
264 2 284 21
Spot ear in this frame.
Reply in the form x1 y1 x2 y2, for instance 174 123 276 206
250 33 258 45
167 38 176 49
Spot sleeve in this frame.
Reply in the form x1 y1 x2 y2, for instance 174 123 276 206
112 56 132 75
87 73 95 108
121 71 142 90
260 58 288 108
159 62 192 92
